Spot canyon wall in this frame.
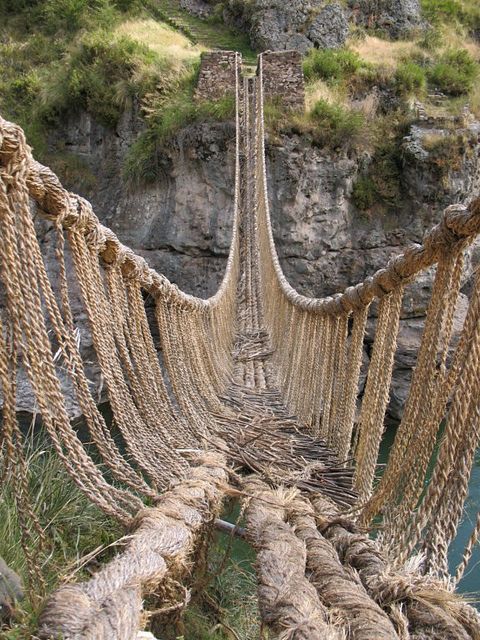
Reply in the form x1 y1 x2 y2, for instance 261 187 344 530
8 105 480 421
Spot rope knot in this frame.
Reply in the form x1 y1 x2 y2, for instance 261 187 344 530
151 273 172 300
437 214 463 254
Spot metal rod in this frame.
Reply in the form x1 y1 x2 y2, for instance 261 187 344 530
215 518 246 539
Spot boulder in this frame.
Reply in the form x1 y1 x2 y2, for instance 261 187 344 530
179 0 214 19
348 0 423 37
307 3 349 49
223 0 421 50
0 557 23 624
224 0 349 53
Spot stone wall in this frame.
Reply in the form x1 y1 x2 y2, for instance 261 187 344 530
260 51 305 111
195 50 241 101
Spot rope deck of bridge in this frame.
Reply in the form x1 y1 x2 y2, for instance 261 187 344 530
1 52 480 639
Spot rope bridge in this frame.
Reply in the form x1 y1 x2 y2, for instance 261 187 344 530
1 51 480 638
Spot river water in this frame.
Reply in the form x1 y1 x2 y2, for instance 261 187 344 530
377 426 480 601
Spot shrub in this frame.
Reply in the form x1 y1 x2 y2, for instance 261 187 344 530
303 48 367 84
124 86 235 185
429 49 479 95
395 61 426 95
40 0 109 34
309 100 365 148
352 175 376 210
148 89 234 143
1 0 137 35
40 30 164 127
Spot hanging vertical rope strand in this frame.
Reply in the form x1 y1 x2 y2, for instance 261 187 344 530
337 305 369 463
354 286 404 505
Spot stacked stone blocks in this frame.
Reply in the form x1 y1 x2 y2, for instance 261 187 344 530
260 50 305 112
195 51 241 102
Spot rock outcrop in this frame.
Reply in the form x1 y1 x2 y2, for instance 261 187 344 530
179 0 423 52
179 0 214 19
209 0 423 53
348 0 423 38
223 0 349 53
307 3 350 50
0 557 23 625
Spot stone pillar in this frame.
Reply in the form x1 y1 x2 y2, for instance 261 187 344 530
195 50 241 102
259 50 305 111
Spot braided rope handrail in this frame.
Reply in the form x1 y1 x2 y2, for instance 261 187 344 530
256 55 480 316
2 51 480 640
3 59 478 317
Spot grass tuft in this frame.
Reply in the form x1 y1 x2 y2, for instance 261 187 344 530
428 48 479 95
0 428 121 639
309 100 365 149
395 61 427 96
303 48 369 84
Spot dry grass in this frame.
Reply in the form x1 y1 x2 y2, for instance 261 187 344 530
433 23 480 59
305 79 378 121
305 78 347 111
470 82 480 117
115 18 204 63
421 131 448 151
351 36 420 71
350 30 480 70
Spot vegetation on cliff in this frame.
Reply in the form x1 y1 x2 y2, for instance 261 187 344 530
1 0 479 192
0 0 244 186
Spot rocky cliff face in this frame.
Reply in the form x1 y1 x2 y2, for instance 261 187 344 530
223 0 349 53
9 106 480 421
196 0 423 53
52 110 480 299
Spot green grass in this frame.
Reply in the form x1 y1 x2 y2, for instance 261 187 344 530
38 28 175 128
0 0 150 155
428 48 479 95
0 428 122 639
124 68 235 185
146 0 257 64
181 552 261 640
395 60 427 96
0 0 251 175
421 0 480 33
309 100 365 149
175 500 262 640
1 433 262 639
0 0 139 35
303 47 371 84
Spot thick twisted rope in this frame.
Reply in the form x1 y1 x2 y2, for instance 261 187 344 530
38 453 228 640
